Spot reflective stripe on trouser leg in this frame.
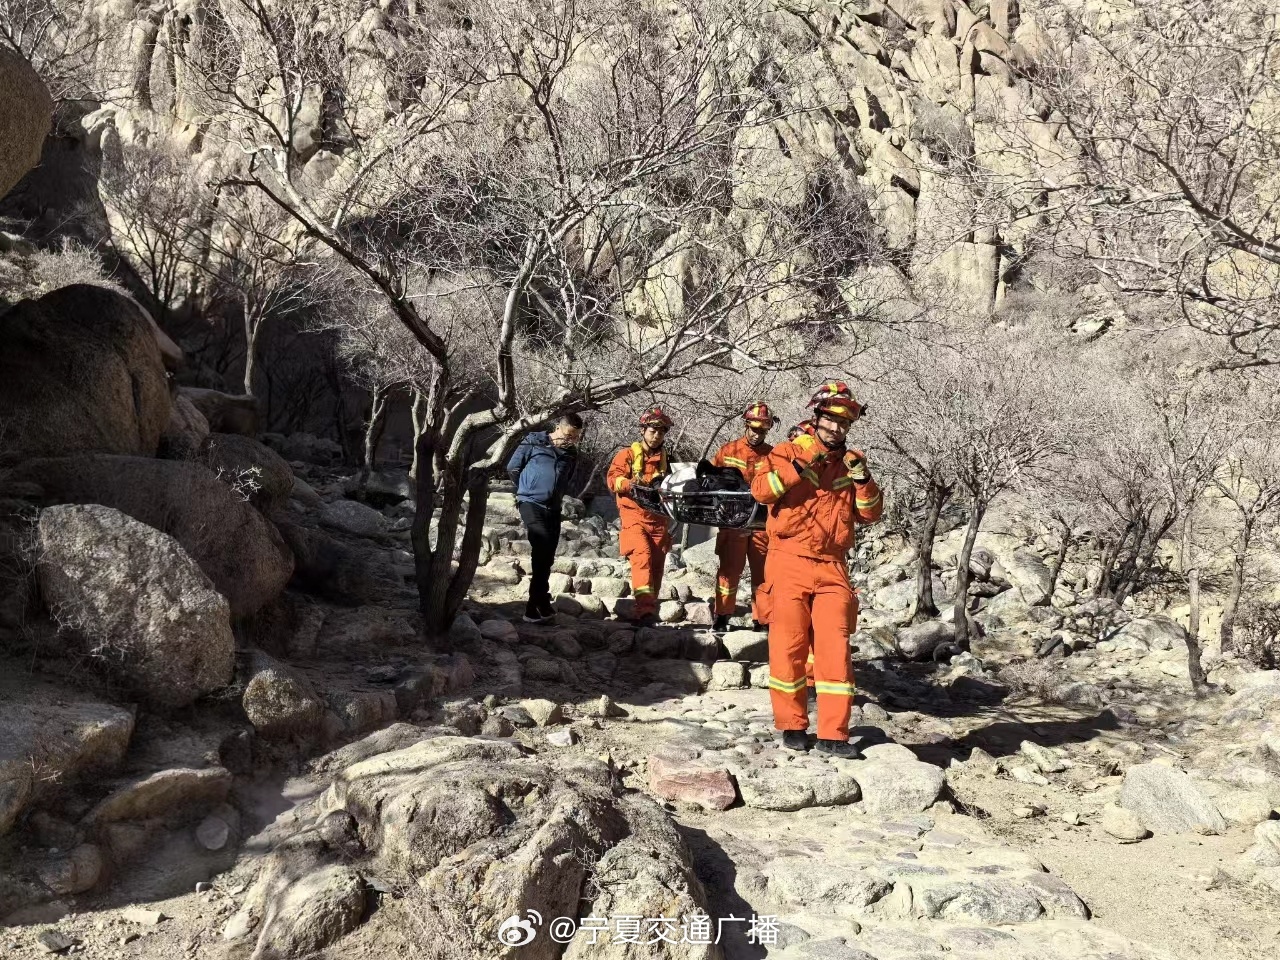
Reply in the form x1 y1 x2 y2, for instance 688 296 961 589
811 559 855 741
765 551 814 732
747 531 769 623
714 529 747 617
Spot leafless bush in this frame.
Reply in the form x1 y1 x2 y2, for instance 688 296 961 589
911 101 973 166
976 0 1280 370
215 465 264 504
0 237 123 310
996 659 1062 702
0 0 105 101
1235 600 1280 670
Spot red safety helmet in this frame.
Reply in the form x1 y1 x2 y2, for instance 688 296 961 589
638 406 674 429
787 419 813 441
743 402 778 428
808 380 865 422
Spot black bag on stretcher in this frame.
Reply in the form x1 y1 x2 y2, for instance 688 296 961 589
628 460 766 531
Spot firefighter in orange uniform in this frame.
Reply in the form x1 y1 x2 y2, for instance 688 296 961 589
710 403 777 633
751 382 883 757
606 407 674 625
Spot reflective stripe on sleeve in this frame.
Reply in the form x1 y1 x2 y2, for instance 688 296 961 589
766 471 786 497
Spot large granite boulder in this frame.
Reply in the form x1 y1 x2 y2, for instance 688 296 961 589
201 433 295 512
14 455 293 617
35 504 235 707
0 674 134 837
0 48 52 199
0 285 171 465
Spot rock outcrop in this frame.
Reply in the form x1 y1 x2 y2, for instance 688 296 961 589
34 504 235 708
224 730 719 959
0 48 52 199
16 455 293 617
0 285 172 465
0 674 134 837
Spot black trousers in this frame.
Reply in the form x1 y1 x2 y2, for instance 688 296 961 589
519 501 562 605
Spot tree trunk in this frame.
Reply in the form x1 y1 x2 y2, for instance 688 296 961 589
444 472 492 627
410 427 439 588
410 390 428 495
574 459 602 500
952 497 986 649
1180 512 1210 696
419 460 465 636
912 482 948 624
1045 519 1070 603
1095 521 1133 598
1220 517 1252 653
1114 514 1175 608
243 304 265 397
358 384 390 497
1109 517 1147 603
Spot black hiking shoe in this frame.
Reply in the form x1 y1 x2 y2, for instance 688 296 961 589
523 601 553 624
712 615 731 633
536 597 557 621
781 730 809 752
815 739 862 760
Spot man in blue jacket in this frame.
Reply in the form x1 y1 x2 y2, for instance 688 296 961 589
506 413 584 622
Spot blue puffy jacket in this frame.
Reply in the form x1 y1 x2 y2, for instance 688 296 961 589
506 432 578 509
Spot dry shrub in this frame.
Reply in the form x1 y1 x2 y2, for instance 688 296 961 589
1235 600 1280 670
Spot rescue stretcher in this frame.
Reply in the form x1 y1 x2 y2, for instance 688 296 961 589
629 460 767 531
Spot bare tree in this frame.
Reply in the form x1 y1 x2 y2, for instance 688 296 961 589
865 327 958 624
869 317 1083 642
97 143 207 318
1081 342 1252 693
1213 378 1280 652
173 0 880 632
0 0 103 101
205 188 320 396
996 0 1280 369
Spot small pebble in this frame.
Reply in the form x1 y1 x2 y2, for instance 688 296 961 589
122 907 165 926
36 930 76 954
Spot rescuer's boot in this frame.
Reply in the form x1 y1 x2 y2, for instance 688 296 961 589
815 738 862 760
781 730 810 752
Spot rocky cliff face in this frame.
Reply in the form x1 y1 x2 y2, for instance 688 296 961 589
68 0 1072 315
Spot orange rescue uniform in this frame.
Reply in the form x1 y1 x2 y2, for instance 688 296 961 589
607 442 672 618
711 436 773 621
750 429 883 740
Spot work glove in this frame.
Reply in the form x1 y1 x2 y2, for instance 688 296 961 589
847 453 869 482
791 448 828 477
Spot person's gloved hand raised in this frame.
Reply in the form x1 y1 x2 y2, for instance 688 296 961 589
846 452 870 482
792 447 828 479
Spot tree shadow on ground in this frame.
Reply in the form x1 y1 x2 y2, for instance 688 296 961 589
679 826 767 960
905 710 1126 768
